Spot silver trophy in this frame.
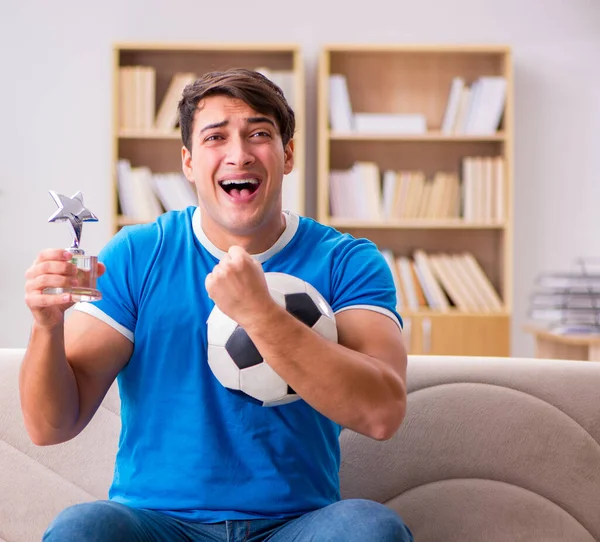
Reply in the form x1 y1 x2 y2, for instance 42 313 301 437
43 190 102 302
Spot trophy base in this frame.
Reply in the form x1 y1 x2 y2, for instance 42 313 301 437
42 253 101 302
43 286 102 302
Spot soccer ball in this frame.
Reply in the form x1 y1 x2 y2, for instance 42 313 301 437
206 272 338 406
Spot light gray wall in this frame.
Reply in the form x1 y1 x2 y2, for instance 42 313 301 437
1 0 599 354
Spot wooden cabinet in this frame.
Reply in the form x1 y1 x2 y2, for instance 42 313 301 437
403 312 510 356
318 44 514 357
111 42 306 234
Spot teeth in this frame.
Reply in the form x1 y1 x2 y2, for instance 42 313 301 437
220 179 259 186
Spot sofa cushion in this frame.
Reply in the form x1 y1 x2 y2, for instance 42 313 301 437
0 349 119 542
339 355 600 542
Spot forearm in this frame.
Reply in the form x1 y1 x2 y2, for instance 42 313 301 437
19 322 80 445
243 304 406 440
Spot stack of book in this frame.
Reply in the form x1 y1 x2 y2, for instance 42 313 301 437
528 259 600 334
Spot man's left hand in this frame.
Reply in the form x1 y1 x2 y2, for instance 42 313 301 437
205 246 275 326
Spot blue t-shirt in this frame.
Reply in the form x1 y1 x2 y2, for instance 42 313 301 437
75 207 402 522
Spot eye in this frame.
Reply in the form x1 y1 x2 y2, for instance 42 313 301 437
205 134 223 142
251 131 271 138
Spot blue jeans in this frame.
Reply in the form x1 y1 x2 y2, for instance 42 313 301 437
43 499 414 541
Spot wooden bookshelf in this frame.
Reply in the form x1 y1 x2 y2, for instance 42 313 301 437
318 44 514 356
111 42 306 234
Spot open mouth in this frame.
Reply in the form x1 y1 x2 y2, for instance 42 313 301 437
219 179 261 199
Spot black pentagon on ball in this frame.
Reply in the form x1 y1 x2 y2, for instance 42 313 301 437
225 326 263 369
284 293 322 327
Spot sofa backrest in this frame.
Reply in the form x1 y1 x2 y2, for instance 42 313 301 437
2 348 600 542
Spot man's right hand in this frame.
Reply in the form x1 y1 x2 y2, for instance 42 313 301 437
24 249 106 329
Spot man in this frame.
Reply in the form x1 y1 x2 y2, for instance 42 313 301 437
21 68 413 541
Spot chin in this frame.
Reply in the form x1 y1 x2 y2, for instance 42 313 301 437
222 213 265 235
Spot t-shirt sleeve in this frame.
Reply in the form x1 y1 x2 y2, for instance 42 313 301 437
330 238 403 330
72 227 139 342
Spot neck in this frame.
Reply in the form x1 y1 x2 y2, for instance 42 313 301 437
201 211 287 255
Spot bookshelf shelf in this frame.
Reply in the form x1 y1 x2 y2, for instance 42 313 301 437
318 44 514 356
329 131 507 142
118 130 181 140
330 219 506 230
112 42 306 234
404 308 510 318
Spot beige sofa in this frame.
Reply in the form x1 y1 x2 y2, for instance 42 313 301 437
1 348 600 542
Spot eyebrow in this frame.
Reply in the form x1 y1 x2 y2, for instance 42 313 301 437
199 116 276 133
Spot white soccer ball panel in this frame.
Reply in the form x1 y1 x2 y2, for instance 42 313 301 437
269 289 287 309
265 272 307 296
206 307 239 347
305 281 335 320
240 362 289 403
264 393 301 407
207 345 241 390
312 314 338 343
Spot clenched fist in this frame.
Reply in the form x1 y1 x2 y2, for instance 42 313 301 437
205 246 276 327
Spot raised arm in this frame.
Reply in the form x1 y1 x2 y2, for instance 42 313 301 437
205 246 407 440
20 249 132 445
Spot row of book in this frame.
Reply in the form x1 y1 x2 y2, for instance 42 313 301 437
116 159 197 221
329 156 505 222
118 66 296 133
328 74 506 135
118 67 195 132
116 159 302 221
381 249 504 312
441 76 507 135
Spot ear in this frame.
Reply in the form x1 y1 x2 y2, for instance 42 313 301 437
181 146 194 182
283 139 294 175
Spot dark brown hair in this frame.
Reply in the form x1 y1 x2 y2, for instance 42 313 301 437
177 68 295 152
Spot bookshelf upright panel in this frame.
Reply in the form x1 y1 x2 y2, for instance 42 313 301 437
318 44 514 356
111 42 306 234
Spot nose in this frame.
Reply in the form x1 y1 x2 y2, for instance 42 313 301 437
225 136 255 168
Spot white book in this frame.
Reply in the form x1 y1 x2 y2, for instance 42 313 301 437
414 250 450 311
353 162 383 221
441 77 465 134
155 73 197 131
328 75 354 132
116 159 136 217
130 167 163 221
381 170 398 220
396 257 419 310
152 174 180 211
354 113 427 134
255 67 295 108
380 249 404 310
464 77 507 134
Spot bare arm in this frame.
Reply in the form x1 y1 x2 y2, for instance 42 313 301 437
205 246 408 441
20 249 132 445
244 305 407 440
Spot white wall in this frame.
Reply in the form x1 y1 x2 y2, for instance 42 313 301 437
1 0 599 354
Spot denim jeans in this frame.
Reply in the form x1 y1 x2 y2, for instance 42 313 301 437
43 499 414 541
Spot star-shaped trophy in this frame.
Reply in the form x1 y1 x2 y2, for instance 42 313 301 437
43 190 102 302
